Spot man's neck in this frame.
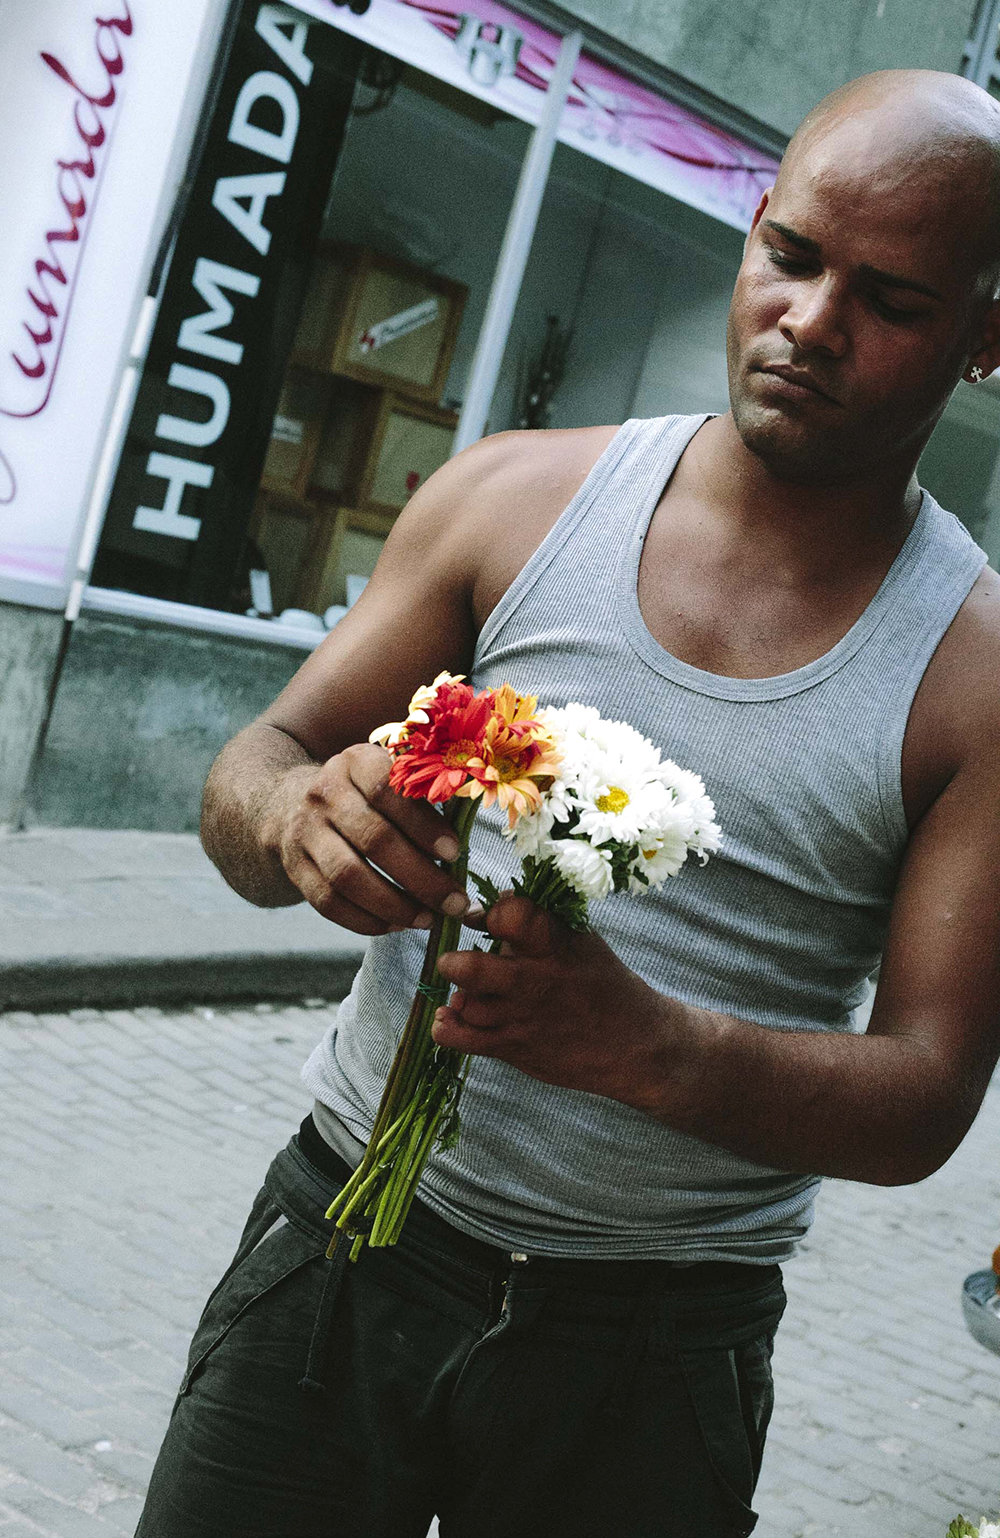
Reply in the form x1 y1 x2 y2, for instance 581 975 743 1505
678 413 923 582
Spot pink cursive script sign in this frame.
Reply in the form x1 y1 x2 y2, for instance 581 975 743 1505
0 6 133 506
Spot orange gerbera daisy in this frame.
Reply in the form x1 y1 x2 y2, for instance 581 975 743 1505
492 683 541 729
380 677 560 822
456 710 561 827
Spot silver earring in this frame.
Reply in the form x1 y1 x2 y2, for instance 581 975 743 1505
971 365 985 382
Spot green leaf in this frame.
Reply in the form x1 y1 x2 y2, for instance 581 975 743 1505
947 1518 980 1537
468 870 501 907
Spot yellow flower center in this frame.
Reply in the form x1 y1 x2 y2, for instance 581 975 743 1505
444 739 477 767
493 758 524 782
597 786 630 815
492 743 541 782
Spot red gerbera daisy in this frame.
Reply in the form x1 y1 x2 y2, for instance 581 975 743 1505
387 684 497 803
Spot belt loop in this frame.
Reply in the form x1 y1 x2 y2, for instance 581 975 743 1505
298 1231 350 1394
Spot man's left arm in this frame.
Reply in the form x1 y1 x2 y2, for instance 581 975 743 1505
433 740 1000 1187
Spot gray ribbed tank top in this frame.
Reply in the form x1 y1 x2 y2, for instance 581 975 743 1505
303 413 988 1262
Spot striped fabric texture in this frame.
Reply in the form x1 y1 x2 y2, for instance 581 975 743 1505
303 413 987 1261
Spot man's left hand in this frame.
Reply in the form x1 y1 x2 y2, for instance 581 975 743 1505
432 894 668 1105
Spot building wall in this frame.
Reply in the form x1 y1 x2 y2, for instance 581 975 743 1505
27 615 308 832
559 0 979 137
918 378 1000 566
0 602 64 827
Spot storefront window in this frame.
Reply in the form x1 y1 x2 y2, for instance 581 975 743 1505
248 61 534 625
491 146 745 441
91 15 531 625
88 0 779 641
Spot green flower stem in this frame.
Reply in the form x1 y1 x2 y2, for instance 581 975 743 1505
326 1102 418 1226
390 998 437 1112
327 794 480 1261
374 1106 440 1249
385 1104 447 1244
366 931 443 1148
371 1114 428 1245
516 854 590 933
326 1063 427 1238
377 798 477 1106
377 1113 429 1240
385 817 475 1115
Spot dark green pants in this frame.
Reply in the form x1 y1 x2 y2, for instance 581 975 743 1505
136 1120 786 1538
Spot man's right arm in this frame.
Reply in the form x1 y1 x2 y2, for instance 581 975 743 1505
201 423 619 933
201 432 531 932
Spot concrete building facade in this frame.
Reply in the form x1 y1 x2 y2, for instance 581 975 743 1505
0 0 990 834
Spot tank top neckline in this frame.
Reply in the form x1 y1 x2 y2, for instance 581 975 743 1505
615 413 933 703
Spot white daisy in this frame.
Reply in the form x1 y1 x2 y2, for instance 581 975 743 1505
629 799 699 888
548 838 614 901
659 760 722 862
575 771 673 846
506 703 722 897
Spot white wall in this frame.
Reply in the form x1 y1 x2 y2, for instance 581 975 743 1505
630 198 744 420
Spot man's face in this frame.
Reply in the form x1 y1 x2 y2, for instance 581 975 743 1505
726 111 989 486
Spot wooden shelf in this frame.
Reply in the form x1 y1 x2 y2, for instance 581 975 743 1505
255 244 466 615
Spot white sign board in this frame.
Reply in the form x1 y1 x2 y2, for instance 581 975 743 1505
0 0 227 608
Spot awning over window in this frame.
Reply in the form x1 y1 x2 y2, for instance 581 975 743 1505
291 0 780 231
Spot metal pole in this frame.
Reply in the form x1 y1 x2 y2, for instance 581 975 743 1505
452 29 583 454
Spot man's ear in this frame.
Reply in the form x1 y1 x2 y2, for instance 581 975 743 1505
965 292 1000 382
744 187 772 256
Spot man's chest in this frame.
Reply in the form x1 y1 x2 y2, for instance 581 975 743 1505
635 489 889 680
634 489 970 832
473 463 980 839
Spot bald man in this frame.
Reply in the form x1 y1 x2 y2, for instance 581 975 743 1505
137 71 1000 1538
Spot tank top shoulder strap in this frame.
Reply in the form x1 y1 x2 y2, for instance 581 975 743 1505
476 414 709 662
874 491 987 844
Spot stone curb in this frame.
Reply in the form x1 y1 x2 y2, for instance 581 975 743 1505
0 949 365 1011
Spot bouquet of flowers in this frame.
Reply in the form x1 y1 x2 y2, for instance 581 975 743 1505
324 673 722 1261
947 1519 1000 1536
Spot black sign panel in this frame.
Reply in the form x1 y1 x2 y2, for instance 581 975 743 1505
94 1 362 609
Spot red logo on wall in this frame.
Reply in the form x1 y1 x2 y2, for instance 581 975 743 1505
0 6 133 505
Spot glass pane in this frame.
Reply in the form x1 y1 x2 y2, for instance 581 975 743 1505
490 139 745 437
323 62 531 414
268 58 532 622
94 44 530 621
367 408 456 512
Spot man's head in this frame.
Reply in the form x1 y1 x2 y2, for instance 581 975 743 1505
727 69 1000 486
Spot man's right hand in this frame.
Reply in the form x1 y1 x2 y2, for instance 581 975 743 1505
263 742 471 937
201 427 613 921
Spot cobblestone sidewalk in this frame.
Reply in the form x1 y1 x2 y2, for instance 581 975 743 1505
0 1000 997 1536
